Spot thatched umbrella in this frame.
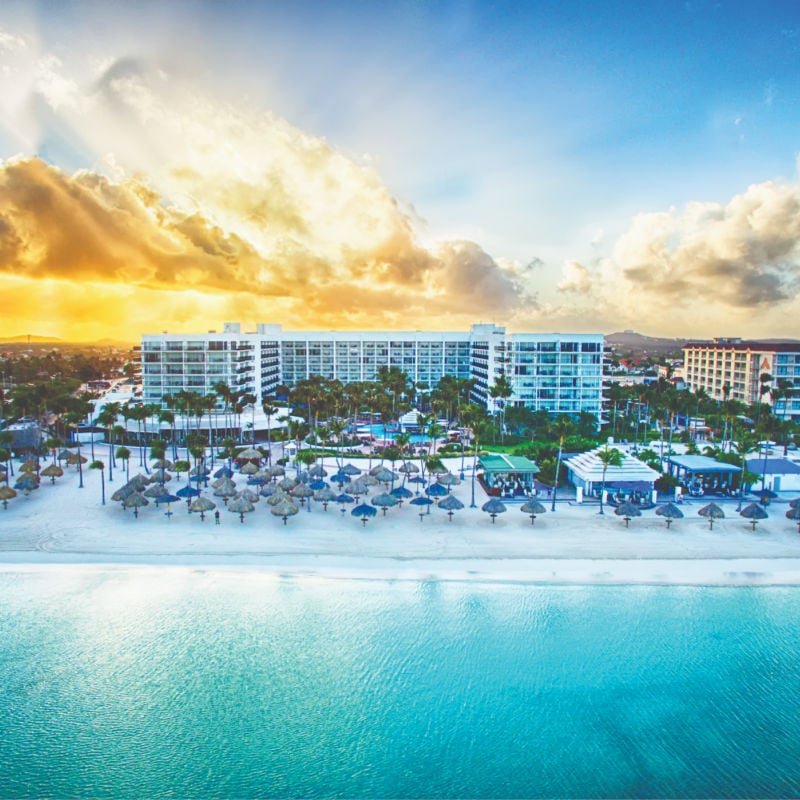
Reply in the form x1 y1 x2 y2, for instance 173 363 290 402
123 492 148 518
267 465 285 479
373 467 396 486
176 484 200 513
150 469 172 484
369 464 384 476
342 463 362 476
331 470 350 487
267 489 288 506
740 502 768 531
240 462 259 476
655 502 684 529
144 482 169 498
614 501 642 528
260 483 279 498
214 466 234 479
789 497 800 509
236 447 263 461
399 461 419 475
111 484 135 503
213 477 237 499
482 497 507 523
437 473 460 489
14 474 39 494
66 453 87 467
279 477 299 492
309 479 328 492
270 498 299 525
336 493 354 513
390 485 413 506
785 506 800 533
0 467 6 482
314 486 337 510
127 474 150 491
154 493 180 517
190 495 217 521
40 464 63 484
237 488 261 504
290 483 314 507
371 492 399 516
189 465 209 477
57 449 73 462
520 499 546 525
348 477 371 499
351 503 377 526
410 495 433 521
152 458 173 470
228 494 255 523
309 464 328 478
0 485 17 509
698 502 725 530
438 493 464 521
757 488 778 506
426 483 448 499
20 459 39 474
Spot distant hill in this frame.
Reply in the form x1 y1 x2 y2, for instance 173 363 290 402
0 334 64 344
606 331 688 355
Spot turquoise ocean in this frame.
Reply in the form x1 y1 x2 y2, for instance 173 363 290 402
1 570 800 798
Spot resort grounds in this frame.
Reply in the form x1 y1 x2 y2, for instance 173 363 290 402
3 445 800 586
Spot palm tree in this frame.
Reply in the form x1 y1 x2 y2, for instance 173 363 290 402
116 446 131 480
731 428 759 510
550 415 575 512
262 397 279 464
89 460 106 505
597 445 623 516
490 375 514 443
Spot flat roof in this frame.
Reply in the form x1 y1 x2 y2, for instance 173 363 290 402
746 458 800 475
667 455 741 473
684 340 800 353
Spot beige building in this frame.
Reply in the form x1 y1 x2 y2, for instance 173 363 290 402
683 338 800 417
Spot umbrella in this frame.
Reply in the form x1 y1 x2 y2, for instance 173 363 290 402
349 477 371 497
371 492 399 515
309 464 328 478
189 465 210 477
656 502 684 528
740 502 768 531
0 467 6 481
373 467 396 484
228 495 255 522
426 483 448 498
152 458 173 470
410 495 433 521
190 496 217 520
757 488 778 505
237 488 261 503
438 493 464 521
270 498 299 525
369 464 385 476
398 462 419 474
127 474 150 490
351 503 377 526
390 486 413 505
785 506 800 533
482 498 507 523
290 484 314 504
57 449 73 461
789 497 800 509
236 447 263 461
267 489 288 506
698 502 725 530
214 466 234 479
176 485 200 499
150 469 172 483
331 471 351 486
268 465 285 478
144 482 168 498
520 499 546 525
123 492 149 518
362 474 380 487
154 493 180 505
240 462 259 476
614 501 642 528
14 474 39 494
309 479 328 491
111 484 136 503
278 477 299 492
40 464 63 483
437 473 460 488
20 459 38 473
260 483 279 498
247 475 268 487
213 477 237 497
0 485 17 509
342 464 362 476
314 486 337 510
66 453 88 466
336 493 354 513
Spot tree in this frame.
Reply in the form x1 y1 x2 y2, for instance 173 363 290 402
89 460 106 505
115 446 131 480
262 397 279 464
550 415 575 511
490 374 514 443
597 445 623 516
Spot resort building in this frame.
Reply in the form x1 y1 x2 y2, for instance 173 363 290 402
141 323 604 417
683 338 800 418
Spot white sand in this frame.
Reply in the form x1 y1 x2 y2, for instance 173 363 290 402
2 453 800 585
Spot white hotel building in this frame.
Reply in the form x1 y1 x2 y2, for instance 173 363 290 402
141 323 603 418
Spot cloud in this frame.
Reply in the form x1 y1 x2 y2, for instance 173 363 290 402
557 260 593 294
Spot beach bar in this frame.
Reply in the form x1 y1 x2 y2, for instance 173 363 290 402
478 454 539 497
666 455 741 497
564 447 659 504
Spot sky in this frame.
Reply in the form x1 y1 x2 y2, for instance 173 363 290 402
1 0 800 340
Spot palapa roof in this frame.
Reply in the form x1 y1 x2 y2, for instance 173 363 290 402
478 454 539 474
564 447 659 484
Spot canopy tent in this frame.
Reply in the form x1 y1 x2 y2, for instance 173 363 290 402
564 447 659 499
478 454 539 497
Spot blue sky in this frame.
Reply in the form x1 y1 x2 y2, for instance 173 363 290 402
2 0 800 338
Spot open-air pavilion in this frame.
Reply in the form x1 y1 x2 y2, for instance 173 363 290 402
564 447 660 504
478 455 539 498
666 455 741 497
745 457 800 493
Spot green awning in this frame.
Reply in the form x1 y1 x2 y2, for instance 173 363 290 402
478 454 539 474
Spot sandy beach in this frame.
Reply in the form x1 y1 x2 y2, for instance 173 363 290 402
2 454 800 586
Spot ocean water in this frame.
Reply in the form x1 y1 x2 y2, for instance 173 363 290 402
1 573 800 799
